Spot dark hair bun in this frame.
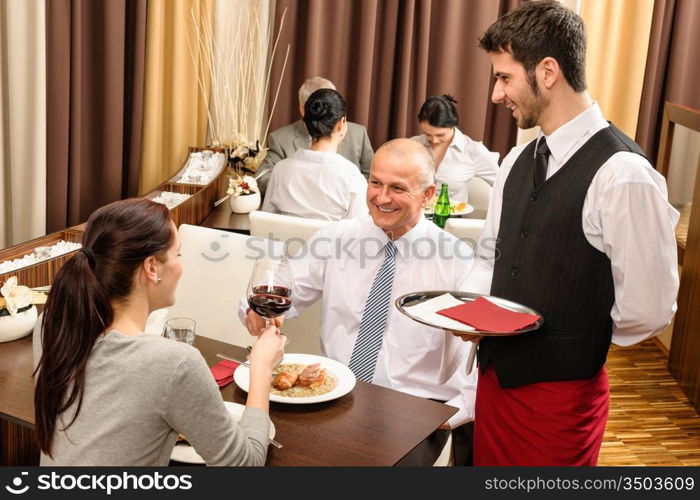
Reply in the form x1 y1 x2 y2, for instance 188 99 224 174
418 94 459 128
442 94 458 104
303 89 347 141
308 100 328 118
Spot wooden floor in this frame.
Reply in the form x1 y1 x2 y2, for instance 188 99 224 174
599 340 700 466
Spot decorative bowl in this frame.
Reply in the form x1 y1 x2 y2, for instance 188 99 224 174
229 191 261 214
0 305 38 343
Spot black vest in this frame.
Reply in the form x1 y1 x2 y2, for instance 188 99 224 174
478 124 647 388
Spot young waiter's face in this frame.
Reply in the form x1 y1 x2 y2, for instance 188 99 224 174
489 51 548 130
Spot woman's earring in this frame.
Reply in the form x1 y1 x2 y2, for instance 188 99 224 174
156 276 162 284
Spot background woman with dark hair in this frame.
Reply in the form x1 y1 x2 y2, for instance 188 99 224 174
411 95 499 204
262 88 368 220
33 198 285 465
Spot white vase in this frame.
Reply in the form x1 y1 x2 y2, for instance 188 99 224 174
229 191 261 213
0 305 38 343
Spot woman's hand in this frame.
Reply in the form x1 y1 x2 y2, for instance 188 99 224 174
245 309 284 336
249 325 285 372
246 325 286 414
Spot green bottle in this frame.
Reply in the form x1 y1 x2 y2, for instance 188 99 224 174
434 183 450 229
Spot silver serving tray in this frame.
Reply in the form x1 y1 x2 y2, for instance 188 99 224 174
394 290 544 337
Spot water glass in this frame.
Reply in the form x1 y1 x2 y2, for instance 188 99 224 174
163 317 196 346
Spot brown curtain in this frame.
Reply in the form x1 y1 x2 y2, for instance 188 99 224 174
268 0 517 159
46 0 147 232
635 0 700 161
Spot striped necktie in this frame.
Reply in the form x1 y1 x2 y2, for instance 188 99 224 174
348 240 398 382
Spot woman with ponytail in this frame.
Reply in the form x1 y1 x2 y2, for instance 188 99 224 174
33 198 285 465
262 88 369 221
411 94 499 204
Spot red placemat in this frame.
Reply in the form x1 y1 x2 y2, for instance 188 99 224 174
437 296 541 333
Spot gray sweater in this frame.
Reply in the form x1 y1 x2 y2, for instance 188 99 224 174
33 330 270 466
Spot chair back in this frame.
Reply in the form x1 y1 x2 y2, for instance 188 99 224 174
467 177 493 212
444 218 486 251
169 224 282 347
249 210 331 255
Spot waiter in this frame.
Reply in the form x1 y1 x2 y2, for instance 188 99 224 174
460 1 679 465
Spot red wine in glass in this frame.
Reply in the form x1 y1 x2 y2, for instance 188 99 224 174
246 258 294 339
247 285 292 319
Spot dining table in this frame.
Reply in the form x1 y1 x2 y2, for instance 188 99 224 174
0 333 457 466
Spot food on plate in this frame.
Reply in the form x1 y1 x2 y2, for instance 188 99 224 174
272 369 300 390
451 202 467 213
296 363 326 388
270 363 336 397
423 196 469 214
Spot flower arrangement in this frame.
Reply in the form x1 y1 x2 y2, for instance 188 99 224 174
229 143 265 173
0 277 46 317
227 175 259 197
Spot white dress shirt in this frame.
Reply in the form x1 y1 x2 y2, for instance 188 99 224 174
241 216 477 428
464 103 680 346
262 148 368 221
411 127 499 203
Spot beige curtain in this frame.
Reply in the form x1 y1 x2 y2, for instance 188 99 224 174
139 0 213 195
517 0 653 146
206 0 276 148
581 0 654 138
0 0 46 248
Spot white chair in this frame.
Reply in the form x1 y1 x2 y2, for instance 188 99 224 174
444 218 486 251
168 224 283 347
249 211 334 355
467 177 493 213
249 210 331 255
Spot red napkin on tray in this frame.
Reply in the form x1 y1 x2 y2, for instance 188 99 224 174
437 296 541 333
210 359 240 388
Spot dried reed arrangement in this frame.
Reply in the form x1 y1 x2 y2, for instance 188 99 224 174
188 1 290 172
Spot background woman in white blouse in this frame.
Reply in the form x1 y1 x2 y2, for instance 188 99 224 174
263 88 368 221
411 95 499 204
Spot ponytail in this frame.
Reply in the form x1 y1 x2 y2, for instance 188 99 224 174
34 250 112 456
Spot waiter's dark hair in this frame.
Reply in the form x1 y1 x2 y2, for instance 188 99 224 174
418 94 459 128
34 198 174 457
478 0 587 92
303 88 347 141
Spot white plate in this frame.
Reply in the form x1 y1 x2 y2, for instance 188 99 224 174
170 401 276 464
234 353 357 404
424 203 474 217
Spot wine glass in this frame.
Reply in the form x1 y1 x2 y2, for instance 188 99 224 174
246 258 293 342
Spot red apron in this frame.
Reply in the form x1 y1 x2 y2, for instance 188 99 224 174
474 365 609 466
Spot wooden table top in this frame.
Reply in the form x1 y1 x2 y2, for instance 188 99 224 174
0 335 35 427
200 202 251 234
0 334 456 466
200 336 456 466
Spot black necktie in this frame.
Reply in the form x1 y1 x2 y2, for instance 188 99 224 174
534 137 550 187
